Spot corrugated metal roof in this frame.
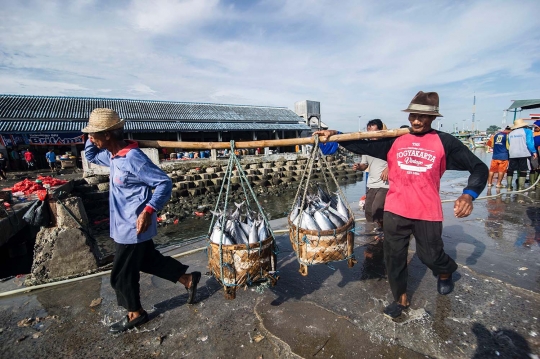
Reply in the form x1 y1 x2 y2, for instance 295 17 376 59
0 120 309 133
508 99 540 110
0 94 304 123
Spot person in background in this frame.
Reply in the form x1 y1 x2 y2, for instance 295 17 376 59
352 119 389 240
506 119 537 190
0 152 7 180
486 126 511 188
10 148 19 170
530 120 540 188
24 149 35 170
314 91 488 319
46 149 57 172
83 108 201 334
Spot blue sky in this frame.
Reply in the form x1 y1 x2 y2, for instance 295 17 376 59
1 0 539 132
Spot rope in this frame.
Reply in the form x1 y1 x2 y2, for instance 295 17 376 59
210 140 279 289
440 175 540 203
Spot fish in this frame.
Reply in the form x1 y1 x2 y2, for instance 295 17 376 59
335 193 349 220
293 210 321 231
248 220 259 244
317 184 332 203
210 223 235 245
230 201 245 221
289 207 300 223
324 208 346 228
239 221 251 237
313 209 334 230
257 218 268 242
230 220 249 244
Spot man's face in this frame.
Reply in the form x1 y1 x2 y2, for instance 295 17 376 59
534 125 540 132
88 132 109 149
408 113 436 134
367 124 379 132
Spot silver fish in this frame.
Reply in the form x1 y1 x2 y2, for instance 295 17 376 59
324 208 346 228
210 223 235 245
289 207 300 223
239 221 251 236
314 210 334 230
231 220 249 244
257 219 268 242
249 220 260 244
335 193 349 220
327 206 348 223
293 210 321 231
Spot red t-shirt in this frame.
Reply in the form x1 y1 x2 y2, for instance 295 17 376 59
24 151 34 161
385 132 446 221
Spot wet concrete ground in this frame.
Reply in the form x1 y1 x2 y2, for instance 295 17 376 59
1 157 540 358
1 183 539 359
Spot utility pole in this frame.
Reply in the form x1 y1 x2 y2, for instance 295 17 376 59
358 116 362 132
471 93 476 133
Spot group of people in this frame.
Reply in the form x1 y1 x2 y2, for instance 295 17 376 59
0 148 60 180
82 91 489 333
486 119 540 190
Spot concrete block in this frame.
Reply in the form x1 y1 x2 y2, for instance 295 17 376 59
97 183 110 191
188 189 200 196
56 196 89 229
30 227 100 284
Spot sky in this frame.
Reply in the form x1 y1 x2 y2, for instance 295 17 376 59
1 0 539 132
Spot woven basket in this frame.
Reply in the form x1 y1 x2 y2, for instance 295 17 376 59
288 216 356 276
207 236 277 299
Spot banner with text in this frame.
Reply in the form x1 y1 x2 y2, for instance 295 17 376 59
27 133 84 145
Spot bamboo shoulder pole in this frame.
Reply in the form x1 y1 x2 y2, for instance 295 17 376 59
136 128 411 149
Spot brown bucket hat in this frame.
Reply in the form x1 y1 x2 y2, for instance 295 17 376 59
402 91 443 117
511 118 531 130
82 108 125 133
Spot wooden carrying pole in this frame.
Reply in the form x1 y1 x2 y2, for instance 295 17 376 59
136 128 410 149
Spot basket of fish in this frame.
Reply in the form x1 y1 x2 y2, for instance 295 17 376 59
288 185 355 276
207 202 278 299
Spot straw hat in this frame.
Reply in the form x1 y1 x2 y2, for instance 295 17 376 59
511 118 530 130
402 91 443 117
82 108 125 133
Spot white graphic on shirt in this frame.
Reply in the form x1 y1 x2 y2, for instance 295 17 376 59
396 147 436 173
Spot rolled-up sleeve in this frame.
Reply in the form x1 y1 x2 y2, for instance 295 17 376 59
136 162 172 211
84 139 111 167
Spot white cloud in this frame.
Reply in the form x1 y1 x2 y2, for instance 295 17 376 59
127 0 220 34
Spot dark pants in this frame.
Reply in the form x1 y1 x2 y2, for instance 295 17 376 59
365 187 388 223
383 212 457 302
110 240 189 312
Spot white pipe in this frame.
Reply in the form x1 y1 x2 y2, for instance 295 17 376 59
0 246 208 298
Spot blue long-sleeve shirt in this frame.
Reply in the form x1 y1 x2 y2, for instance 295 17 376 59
85 139 172 244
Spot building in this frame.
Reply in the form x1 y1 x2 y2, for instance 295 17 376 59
0 94 311 166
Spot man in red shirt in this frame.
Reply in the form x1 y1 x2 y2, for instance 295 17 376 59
24 150 35 170
314 91 488 319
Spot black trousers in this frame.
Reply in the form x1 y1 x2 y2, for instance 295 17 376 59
110 240 189 312
383 211 457 302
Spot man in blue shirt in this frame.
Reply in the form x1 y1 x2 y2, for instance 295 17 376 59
486 126 510 188
45 149 57 172
83 108 201 333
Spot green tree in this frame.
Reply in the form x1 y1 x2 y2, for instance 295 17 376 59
486 125 500 135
